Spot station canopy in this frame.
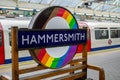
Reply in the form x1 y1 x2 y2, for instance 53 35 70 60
18 0 120 13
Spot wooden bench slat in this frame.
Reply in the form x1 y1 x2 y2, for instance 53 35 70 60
19 58 86 74
24 64 86 80
19 65 47 74
53 72 86 80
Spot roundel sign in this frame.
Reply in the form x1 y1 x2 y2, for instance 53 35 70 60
28 6 79 68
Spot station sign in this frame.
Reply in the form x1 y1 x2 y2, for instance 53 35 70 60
17 6 87 69
18 29 87 49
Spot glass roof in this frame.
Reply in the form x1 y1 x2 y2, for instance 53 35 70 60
18 0 120 14
29 0 41 3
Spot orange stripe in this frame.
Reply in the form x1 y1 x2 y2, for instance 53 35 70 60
62 11 69 19
41 53 50 64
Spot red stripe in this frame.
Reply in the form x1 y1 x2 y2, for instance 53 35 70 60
37 49 46 61
0 23 5 64
57 8 65 17
76 40 91 53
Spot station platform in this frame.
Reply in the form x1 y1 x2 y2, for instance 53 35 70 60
0 48 120 80
87 48 120 80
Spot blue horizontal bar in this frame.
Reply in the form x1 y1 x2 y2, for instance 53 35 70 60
5 56 33 64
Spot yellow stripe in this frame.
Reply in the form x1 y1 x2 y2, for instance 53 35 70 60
66 14 72 24
45 57 54 67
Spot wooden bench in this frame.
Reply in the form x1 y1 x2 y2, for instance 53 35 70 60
0 27 105 80
0 44 105 80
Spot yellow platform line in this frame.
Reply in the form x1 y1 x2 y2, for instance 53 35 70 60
89 47 120 55
0 60 35 69
75 47 120 57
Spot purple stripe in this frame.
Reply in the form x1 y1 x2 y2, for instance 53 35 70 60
62 46 77 66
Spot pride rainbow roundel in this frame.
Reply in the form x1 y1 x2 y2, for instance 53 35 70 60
29 6 79 68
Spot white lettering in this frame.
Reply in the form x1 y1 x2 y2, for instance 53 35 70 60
22 35 29 45
80 33 85 40
38 35 45 43
68 34 74 41
46 34 53 43
54 34 58 42
59 34 64 42
30 35 37 44
20 31 86 46
64 34 68 41
76 33 81 40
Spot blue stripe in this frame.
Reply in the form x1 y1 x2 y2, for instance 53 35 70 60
91 45 120 51
5 56 33 64
4 45 120 64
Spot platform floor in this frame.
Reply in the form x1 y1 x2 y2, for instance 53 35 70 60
87 48 120 80
0 48 120 80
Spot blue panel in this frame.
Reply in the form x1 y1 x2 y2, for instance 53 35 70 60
18 29 87 49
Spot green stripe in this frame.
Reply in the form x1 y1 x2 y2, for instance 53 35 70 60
69 18 75 29
50 58 60 68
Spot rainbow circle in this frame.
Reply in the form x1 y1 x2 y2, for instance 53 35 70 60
29 6 79 68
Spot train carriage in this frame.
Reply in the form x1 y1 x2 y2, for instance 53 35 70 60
0 19 31 64
0 18 120 64
77 21 120 52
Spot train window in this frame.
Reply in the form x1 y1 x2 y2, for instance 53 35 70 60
95 28 108 29
110 28 120 38
95 28 109 39
119 30 120 38
0 31 2 46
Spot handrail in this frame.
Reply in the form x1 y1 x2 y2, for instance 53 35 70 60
87 64 105 80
